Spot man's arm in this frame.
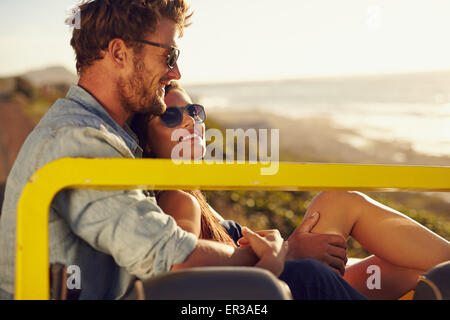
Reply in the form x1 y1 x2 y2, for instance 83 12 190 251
171 239 258 270
172 227 288 278
42 127 199 278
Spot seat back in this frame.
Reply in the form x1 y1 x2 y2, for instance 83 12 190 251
49 263 81 300
122 267 292 300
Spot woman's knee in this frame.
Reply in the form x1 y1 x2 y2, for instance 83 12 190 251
307 191 363 220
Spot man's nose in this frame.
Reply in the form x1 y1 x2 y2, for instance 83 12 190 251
167 62 181 80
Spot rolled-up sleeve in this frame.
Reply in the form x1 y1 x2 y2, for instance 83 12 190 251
39 125 198 279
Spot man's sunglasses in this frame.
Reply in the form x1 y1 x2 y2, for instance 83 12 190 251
158 104 206 128
136 39 180 69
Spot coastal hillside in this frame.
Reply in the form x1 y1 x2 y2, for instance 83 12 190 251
22 66 78 87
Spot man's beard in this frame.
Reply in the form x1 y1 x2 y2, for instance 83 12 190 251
117 57 166 116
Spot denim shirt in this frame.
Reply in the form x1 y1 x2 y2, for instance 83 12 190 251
0 85 198 299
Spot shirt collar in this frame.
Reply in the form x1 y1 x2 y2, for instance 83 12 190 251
66 85 143 157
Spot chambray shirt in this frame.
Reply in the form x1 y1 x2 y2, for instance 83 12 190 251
0 85 198 299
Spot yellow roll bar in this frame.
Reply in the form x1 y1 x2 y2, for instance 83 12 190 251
15 158 450 299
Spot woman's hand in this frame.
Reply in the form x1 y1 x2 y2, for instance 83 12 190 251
239 227 288 277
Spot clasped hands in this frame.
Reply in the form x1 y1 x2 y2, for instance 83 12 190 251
237 212 348 277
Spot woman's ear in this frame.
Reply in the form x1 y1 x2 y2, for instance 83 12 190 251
143 143 152 157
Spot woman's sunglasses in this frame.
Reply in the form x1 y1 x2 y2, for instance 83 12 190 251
158 104 206 128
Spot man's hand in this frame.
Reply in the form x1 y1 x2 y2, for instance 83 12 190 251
286 212 348 276
239 227 288 277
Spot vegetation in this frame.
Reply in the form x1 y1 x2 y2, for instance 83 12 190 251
14 77 35 99
0 76 70 124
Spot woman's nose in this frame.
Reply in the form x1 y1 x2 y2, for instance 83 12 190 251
181 110 195 128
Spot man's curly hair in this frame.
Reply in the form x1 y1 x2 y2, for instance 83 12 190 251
69 0 192 74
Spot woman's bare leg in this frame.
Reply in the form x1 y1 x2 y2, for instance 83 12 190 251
344 255 423 299
304 191 450 299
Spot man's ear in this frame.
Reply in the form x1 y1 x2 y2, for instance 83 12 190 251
107 38 130 68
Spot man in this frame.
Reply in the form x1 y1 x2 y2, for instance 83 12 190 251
0 0 364 300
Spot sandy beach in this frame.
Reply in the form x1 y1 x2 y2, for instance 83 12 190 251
209 110 450 166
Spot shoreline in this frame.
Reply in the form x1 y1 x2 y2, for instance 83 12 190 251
208 110 450 167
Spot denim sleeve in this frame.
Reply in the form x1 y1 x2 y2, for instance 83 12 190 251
38 125 198 279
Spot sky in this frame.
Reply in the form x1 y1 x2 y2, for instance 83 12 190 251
1 0 450 84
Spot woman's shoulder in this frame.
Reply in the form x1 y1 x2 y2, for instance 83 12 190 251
157 190 202 237
157 190 201 218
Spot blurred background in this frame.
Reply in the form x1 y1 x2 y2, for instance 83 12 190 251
0 0 449 257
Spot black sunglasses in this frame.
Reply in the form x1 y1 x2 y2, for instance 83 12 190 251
135 39 180 69
158 104 206 128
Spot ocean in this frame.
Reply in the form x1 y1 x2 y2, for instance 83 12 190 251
185 71 450 158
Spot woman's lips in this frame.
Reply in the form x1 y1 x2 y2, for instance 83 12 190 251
178 133 202 142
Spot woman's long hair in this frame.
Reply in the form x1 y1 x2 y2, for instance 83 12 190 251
130 106 237 248
187 190 237 247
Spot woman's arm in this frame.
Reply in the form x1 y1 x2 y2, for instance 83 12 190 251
157 191 286 276
155 190 260 270
157 190 202 238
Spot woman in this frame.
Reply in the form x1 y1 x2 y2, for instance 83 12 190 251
131 81 238 247
130 82 450 299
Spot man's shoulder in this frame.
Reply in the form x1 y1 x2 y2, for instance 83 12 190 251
38 123 135 160
35 93 138 157
13 104 133 179
38 96 105 130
